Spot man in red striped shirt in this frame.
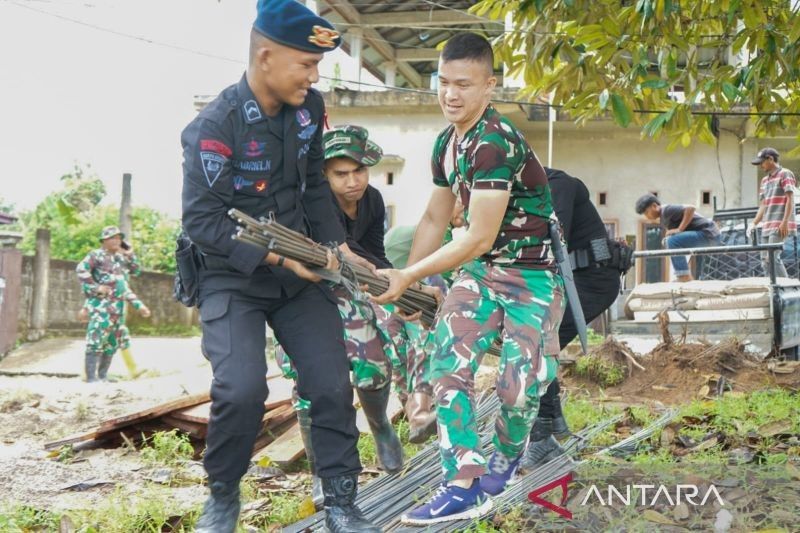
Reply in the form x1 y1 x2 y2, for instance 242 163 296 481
752 147 797 278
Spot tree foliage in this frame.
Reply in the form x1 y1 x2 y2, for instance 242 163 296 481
17 165 179 273
474 0 800 152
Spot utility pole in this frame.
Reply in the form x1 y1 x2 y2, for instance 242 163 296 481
120 173 132 240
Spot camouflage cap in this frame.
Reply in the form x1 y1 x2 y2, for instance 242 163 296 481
100 225 124 241
323 125 383 166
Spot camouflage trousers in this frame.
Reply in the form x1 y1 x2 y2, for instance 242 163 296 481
276 286 429 411
430 260 565 481
85 299 131 357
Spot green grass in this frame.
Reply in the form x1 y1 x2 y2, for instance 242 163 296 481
140 430 195 468
679 389 800 437
0 505 61 532
243 492 306 528
77 486 196 532
0 486 198 533
568 327 606 347
563 398 623 432
574 354 626 387
563 397 624 448
358 417 429 470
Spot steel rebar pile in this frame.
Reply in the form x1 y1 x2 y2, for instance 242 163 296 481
285 394 502 533
229 209 439 325
286 397 632 533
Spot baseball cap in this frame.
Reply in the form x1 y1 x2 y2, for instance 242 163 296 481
751 147 780 165
100 226 124 241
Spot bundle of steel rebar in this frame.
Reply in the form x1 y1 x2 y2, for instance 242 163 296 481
229 208 440 325
285 394 632 533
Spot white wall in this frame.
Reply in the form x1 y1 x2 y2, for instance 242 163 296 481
326 108 448 227
521 125 745 239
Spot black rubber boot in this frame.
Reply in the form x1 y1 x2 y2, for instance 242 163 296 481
97 355 114 382
521 418 565 470
296 407 324 510
84 353 99 383
551 415 570 438
194 479 241 533
356 387 403 473
322 474 381 533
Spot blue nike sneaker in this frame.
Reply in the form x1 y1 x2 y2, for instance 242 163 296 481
480 449 524 495
401 479 493 525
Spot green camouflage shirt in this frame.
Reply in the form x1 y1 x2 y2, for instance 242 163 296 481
431 105 553 268
76 248 141 299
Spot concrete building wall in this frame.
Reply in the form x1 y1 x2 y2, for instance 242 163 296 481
17 256 196 336
523 124 746 239
326 106 449 228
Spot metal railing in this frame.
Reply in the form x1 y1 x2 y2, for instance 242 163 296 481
634 243 783 283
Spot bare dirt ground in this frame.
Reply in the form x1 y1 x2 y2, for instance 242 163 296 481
1 334 798 531
561 336 800 406
0 337 212 513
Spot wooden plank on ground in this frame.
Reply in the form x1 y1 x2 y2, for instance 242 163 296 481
170 402 211 424
252 423 304 466
98 392 210 432
162 415 208 439
262 403 296 428
45 378 295 451
45 392 210 450
167 375 295 424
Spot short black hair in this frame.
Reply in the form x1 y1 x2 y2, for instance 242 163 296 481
635 193 660 214
441 32 494 75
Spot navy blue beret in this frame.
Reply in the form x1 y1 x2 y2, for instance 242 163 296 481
253 0 341 54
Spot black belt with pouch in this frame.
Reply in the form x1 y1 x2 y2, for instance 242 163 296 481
569 237 634 274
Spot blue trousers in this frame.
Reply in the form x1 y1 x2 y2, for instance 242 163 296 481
665 231 721 276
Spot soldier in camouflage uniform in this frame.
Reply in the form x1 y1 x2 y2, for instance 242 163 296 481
275 125 436 507
76 226 150 382
373 33 564 525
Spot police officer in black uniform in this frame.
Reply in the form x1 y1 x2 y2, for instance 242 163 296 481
523 168 630 467
181 2 380 531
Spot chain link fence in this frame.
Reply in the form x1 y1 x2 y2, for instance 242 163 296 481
700 214 800 280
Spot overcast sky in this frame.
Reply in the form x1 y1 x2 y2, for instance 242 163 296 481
0 0 374 218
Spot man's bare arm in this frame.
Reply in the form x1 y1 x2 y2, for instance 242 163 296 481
371 189 509 304
407 187 457 267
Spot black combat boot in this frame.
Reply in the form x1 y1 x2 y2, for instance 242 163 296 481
296 407 324 510
322 474 381 532
85 353 99 383
521 417 565 469
356 387 403 473
194 479 241 533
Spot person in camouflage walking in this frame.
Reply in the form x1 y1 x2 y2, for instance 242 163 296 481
76 226 150 382
275 125 438 508
372 33 565 525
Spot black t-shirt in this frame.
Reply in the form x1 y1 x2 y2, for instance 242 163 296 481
334 184 392 269
661 204 719 239
546 168 607 252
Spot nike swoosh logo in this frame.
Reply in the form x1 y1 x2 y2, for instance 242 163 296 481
429 502 450 516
